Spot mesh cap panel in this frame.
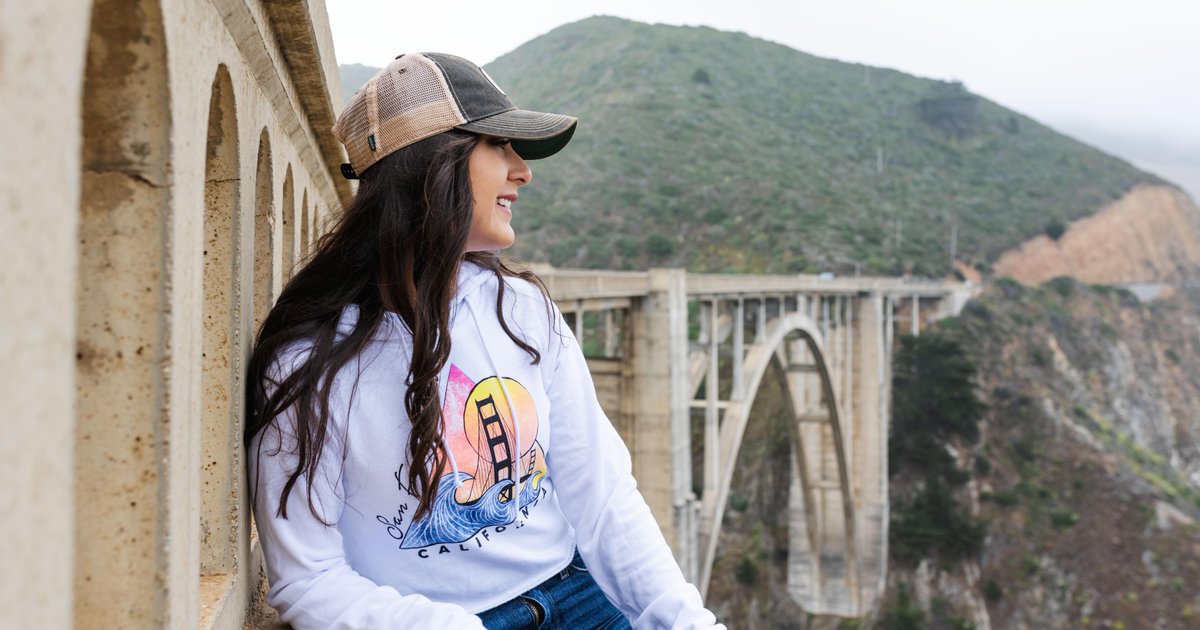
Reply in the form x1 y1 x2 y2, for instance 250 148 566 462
333 54 465 175
332 75 376 171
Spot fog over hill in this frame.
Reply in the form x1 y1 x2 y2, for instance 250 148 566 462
1045 118 1200 204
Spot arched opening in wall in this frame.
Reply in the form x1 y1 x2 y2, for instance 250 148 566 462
199 65 241 589
300 189 310 261
74 0 171 625
281 165 295 282
252 130 274 332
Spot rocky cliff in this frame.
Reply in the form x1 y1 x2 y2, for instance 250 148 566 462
994 185 1200 284
878 280 1200 629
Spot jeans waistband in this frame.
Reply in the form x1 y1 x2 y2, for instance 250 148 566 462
542 549 587 585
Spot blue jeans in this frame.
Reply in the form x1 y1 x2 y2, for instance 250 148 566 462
478 550 631 630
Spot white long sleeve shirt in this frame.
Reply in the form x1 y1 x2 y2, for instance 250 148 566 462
249 262 723 629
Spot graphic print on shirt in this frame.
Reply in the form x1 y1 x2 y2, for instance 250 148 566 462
399 364 548 548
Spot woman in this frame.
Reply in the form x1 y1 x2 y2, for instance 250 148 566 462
246 53 723 629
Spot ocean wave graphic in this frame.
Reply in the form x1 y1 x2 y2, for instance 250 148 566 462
400 472 545 548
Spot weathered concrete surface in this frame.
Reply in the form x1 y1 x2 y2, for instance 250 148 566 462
850 294 888 610
0 0 90 627
625 269 692 565
1 0 345 628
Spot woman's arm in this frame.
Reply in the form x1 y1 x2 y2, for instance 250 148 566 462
249 360 485 630
540 307 725 629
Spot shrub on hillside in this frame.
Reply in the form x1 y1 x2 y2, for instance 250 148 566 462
1044 218 1067 240
644 233 676 259
878 584 926 630
890 478 987 566
733 556 758 585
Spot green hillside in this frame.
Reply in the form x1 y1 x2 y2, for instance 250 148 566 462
341 16 1161 275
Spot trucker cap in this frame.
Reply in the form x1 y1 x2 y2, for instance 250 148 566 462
332 52 578 179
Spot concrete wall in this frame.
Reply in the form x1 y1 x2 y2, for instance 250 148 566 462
0 0 347 627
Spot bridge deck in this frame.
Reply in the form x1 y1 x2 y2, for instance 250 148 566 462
537 266 970 302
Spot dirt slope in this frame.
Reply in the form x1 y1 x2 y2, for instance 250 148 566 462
994 185 1200 284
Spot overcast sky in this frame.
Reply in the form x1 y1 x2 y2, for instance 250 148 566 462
327 0 1200 200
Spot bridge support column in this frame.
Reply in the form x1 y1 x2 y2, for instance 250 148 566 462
912 294 920 336
852 294 889 608
624 269 695 578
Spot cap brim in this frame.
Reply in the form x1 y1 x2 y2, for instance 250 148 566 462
457 109 578 160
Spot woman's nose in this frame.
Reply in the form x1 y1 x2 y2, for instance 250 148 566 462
508 147 532 186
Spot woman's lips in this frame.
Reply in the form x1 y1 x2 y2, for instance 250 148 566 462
497 195 516 217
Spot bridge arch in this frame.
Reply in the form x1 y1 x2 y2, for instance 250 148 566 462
540 269 973 618
697 311 860 614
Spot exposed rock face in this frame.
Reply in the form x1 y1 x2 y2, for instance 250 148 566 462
994 185 1200 284
880 281 1200 629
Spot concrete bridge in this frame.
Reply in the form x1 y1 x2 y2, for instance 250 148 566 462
540 267 973 617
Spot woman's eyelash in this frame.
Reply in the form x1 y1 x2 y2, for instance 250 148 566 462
491 138 511 147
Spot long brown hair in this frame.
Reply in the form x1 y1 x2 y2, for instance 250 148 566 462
246 130 548 522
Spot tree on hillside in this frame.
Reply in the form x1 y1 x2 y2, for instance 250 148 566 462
890 332 986 479
917 81 981 139
889 331 988 566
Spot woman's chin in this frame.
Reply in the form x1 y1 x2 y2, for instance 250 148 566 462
465 236 516 253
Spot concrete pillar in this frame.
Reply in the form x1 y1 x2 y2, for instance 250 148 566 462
842 297 854 480
885 296 895 360
831 297 841 408
74 1 176 626
786 393 819 609
852 294 888 609
732 299 744 400
1 2 89 628
911 294 920 336
757 298 767 342
603 310 617 357
821 296 831 346
703 300 720 521
252 131 277 332
625 269 690 568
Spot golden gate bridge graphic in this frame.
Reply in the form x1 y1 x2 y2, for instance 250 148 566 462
474 393 515 503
